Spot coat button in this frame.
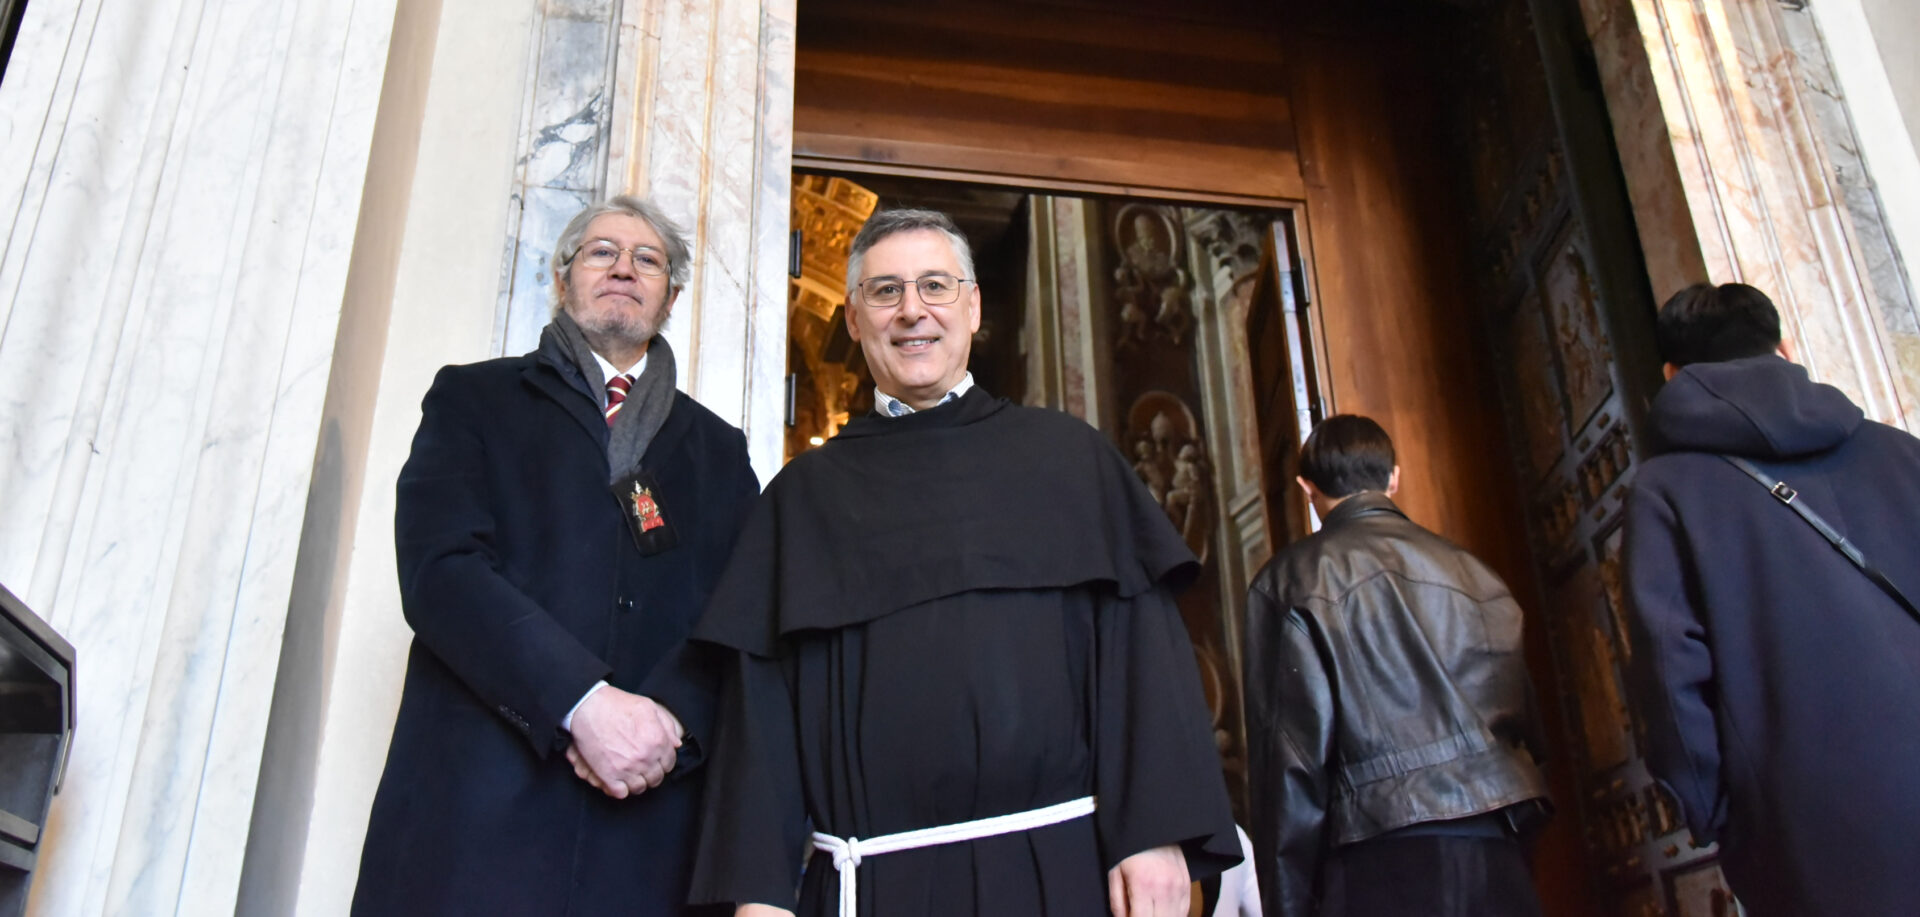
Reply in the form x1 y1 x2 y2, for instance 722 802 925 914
618 597 636 612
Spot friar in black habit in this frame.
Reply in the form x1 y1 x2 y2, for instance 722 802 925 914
687 209 1239 917
352 196 758 916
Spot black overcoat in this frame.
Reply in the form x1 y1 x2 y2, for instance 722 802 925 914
1625 355 1920 916
352 341 758 916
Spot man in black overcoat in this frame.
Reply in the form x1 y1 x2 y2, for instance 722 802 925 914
351 196 759 915
1625 283 1920 917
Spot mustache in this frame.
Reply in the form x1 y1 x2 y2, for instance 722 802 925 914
568 298 672 343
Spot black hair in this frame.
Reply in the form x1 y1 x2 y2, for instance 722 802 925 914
1655 282 1783 367
1298 415 1396 497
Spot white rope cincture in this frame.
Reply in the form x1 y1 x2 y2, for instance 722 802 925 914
809 795 1097 917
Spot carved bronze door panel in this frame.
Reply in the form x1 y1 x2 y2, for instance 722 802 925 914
1484 149 1733 916
1454 0 1742 908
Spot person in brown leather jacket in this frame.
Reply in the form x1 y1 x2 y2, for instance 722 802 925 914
1243 415 1551 917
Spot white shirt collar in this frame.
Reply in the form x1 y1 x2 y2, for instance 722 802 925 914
590 349 649 406
874 372 974 417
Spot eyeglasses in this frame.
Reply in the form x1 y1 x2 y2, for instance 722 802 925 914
572 240 670 276
857 273 974 308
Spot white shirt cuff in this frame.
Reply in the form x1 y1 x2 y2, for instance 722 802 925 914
560 680 610 732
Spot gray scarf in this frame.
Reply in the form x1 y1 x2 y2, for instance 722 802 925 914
549 311 676 484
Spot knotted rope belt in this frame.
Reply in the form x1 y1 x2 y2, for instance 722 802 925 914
809 795 1096 917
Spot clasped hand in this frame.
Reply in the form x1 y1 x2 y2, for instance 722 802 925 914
565 687 684 799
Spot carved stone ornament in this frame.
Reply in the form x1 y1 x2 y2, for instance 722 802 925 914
1126 392 1213 563
1184 208 1265 289
1112 205 1194 348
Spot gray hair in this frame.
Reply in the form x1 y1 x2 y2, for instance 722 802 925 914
845 208 976 299
549 195 693 311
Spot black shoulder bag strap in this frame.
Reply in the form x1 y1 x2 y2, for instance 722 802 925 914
1720 455 1920 626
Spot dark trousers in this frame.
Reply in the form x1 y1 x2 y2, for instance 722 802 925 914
1319 835 1543 917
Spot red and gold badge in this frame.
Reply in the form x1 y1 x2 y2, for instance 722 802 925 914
630 482 666 532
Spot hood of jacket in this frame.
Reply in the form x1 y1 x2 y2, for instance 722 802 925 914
1649 354 1863 459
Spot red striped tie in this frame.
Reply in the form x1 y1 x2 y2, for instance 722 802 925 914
604 375 632 427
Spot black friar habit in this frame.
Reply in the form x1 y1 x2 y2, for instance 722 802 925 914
687 387 1240 916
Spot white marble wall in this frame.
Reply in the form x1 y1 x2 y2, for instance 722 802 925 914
0 0 397 914
258 2 538 913
1859 0 1920 166
1808 0 1920 402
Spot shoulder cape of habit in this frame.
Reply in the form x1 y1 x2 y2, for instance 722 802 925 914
693 387 1198 656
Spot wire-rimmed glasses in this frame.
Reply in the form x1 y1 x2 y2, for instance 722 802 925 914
573 240 670 277
857 273 974 308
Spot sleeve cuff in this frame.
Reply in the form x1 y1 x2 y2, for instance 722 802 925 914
560 679 610 732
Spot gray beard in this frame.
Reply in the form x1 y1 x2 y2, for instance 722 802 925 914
567 300 670 354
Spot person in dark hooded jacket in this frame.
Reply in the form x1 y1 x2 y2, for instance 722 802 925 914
1624 282 1920 917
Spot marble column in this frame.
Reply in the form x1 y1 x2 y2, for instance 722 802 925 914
1578 0 1920 430
0 0 398 914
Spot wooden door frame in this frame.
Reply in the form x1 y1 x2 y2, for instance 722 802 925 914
794 154 1312 213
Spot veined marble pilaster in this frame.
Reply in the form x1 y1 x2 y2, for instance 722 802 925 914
1022 199 1063 411
1580 0 1918 429
492 0 802 479
607 0 796 481
494 0 618 356
1024 198 1070 415
0 0 397 914
1020 197 1115 427
1058 198 1114 429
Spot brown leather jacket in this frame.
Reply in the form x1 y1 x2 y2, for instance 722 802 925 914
1243 493 1550 916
